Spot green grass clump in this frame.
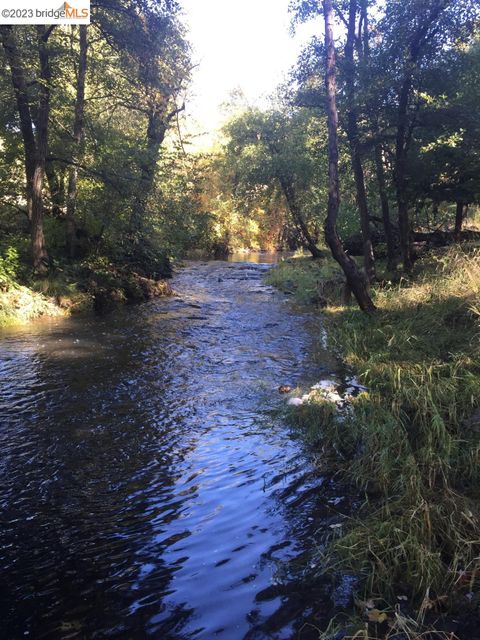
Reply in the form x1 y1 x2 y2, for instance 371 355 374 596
269 247 480 630
0 283 66 326
286 395 339 445
0 252 90 326
266 254 345 306
329 249 480 600
30 272 80 298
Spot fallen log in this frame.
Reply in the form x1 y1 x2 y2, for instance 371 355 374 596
412 229 480 246
343 228 480 256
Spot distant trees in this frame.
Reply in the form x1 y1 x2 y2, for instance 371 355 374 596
220 107 326 258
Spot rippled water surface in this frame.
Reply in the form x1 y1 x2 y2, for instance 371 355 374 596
0 258 345 639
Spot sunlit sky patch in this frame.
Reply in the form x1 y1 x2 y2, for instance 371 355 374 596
180 0 322 148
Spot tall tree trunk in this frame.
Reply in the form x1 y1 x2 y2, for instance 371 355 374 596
278 176 322 259
1 26 37 223
323 0 375 312
143 112 168 193
454 202 468 240
66 24 88 260
344 0 376 283
130 113 166 236
360 2 396 272
32 26 54 271
374 141 397 270
1 25 51 270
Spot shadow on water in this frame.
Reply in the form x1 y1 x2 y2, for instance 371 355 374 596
0 256 348 639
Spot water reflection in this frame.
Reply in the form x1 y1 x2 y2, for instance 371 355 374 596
0 257 341 639
227 251 292 264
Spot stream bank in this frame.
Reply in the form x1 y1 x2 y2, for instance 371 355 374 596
0 261 173 327
267 248 480 639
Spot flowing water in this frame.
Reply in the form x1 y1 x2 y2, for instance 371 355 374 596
0 256 349 640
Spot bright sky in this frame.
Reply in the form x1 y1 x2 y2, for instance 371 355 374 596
180 0 321 149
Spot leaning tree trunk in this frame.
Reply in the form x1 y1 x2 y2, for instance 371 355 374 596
278 176 323 259
323 0 375 312
344 0 376 283
66 24 88 260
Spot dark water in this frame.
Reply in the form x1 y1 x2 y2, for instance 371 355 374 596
0 258 347 640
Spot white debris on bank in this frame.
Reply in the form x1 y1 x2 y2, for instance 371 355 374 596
319 327 329 350
287 397 305 406
286 376 366 408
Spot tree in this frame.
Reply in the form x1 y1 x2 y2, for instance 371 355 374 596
344 0 376 283
292 0 480 274
405 37 480 228
323 0 375 311
95 0 191 236
0 0 196 276
222 107 324 258
392 1 450 270
66 25 88 259
1 25 54 270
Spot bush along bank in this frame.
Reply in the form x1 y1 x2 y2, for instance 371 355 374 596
86 257 173 316
0 250 173 328
267 247 480 639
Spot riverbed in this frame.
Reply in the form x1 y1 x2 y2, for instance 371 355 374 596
0 257 347 639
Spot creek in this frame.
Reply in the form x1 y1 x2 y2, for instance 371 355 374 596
0 255 349 639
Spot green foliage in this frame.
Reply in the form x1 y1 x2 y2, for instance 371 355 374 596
408 39 480 207
289 0 480 253
265 254 345 305
0 246 19 290
216 105 328 252
0 1 195 282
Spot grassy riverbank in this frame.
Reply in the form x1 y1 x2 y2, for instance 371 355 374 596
0 283 67 327
267 247 480 638
0 255 172 328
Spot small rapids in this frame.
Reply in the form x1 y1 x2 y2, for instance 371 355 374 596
0 256 350 639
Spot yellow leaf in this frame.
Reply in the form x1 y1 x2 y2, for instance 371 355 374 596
367 609 388 623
